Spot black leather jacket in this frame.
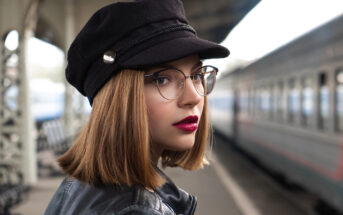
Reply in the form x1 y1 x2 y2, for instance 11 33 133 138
44 169 197 215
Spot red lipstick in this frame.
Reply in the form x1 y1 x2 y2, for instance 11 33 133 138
173 115 199 132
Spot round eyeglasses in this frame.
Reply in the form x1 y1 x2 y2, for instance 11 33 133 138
144 65 218 100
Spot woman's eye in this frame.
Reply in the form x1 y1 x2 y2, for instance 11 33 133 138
193 73 203 81
155 77 169 85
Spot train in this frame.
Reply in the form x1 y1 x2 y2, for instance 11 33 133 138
210 14 343 213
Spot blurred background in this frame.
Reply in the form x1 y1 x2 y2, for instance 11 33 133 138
1 0 343 214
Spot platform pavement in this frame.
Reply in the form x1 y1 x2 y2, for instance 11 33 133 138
11 157 242 215
11 135 309 215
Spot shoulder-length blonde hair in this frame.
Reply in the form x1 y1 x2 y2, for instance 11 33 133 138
58 69 211 189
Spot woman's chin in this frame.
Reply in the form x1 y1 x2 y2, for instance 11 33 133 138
166 140 195 152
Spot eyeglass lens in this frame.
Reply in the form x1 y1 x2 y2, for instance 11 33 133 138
155 66 217 100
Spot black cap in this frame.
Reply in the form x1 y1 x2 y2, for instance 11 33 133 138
66 0 230 104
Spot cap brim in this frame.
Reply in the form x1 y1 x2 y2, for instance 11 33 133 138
122 35 230 69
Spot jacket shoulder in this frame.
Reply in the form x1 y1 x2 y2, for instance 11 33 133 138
45 177 175 215
117 186 175 215
44 177 73 215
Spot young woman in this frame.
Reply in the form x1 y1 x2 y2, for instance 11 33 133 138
45 0 229 214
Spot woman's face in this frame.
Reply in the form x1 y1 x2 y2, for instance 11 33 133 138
144 55 204 157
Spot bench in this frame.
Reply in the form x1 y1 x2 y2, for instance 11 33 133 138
38 119 73 155
37 119 76 177
0 164 29 215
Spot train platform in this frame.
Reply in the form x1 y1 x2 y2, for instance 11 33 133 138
10 136 310 215
10 164 241 215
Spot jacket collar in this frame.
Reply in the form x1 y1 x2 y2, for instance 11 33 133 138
154 168 197 215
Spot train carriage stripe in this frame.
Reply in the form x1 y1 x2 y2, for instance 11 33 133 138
240 118 343 181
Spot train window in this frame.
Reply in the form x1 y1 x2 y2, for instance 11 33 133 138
301 76 313 126
248 88 252 115
261 86 271 115
259 88 263 113
335 69 343 132
238 90 242 111
251 89 255 116
275 82 284 121
288 79 299 123
239 89 249 114
273 84 277 120
251 88 256 116
318 72 329 130
245 90 249 114
254 88 260 115
210 89 234 111
270 85 274 119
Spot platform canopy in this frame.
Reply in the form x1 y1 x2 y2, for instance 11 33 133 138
184 0 260 43
32 0 260 50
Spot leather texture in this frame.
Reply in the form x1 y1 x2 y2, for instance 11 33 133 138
44 169 197 215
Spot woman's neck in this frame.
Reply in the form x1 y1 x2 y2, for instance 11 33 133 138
150 144 163 166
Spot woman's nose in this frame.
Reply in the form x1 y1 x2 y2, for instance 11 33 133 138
177 78 202 107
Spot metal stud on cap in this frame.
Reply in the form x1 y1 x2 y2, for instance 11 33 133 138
103 51 116 64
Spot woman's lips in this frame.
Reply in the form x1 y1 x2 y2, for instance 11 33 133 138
173 116 199 132
173 123 198 132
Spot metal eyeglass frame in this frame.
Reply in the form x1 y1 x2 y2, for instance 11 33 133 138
144 65 218 100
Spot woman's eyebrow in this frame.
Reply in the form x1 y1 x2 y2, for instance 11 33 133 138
191 61 203 70
161 61 203 70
